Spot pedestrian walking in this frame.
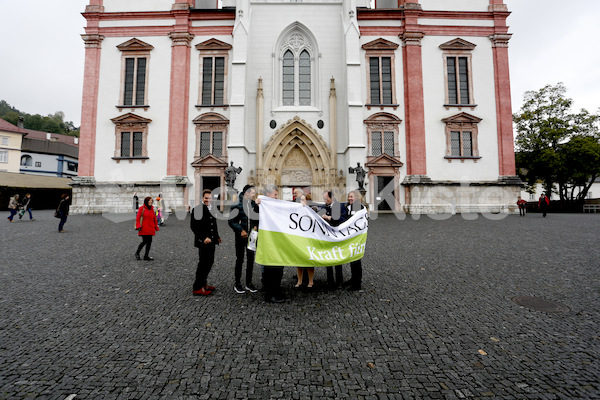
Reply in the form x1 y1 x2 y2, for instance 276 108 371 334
19 193 34 220
538 193 550 217
228 184 259 294
56 194 70 232
257 185 286 303
517 196 527 216
156 194 165 226
191 189 222 296
342 190 366 291
322 190 348 289
135 196 159 260
133 192 139 211
7 194 19 222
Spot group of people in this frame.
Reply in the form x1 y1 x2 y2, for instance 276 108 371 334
187 184 367 303
516 193 551 217
6 193 34 222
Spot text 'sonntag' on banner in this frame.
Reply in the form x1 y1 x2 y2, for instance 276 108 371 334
254 196 368 267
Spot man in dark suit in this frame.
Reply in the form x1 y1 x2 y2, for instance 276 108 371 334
322 190 348 289
191 189 222 296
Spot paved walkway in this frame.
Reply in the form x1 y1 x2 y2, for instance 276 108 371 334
1 210 599 399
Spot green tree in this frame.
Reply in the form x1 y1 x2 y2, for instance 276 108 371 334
514 83 600 205
0 99 80 137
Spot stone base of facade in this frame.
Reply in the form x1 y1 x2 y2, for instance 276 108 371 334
402 175 523 215
70 176 190 214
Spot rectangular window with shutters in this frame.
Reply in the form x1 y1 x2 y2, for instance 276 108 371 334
199 131 223 157
368 56 394 105
201 57 226 106
446 56 471 105
123 57 147 106
372 131 382 156
120 132 131 157
450 130 473 157
200 132 211 157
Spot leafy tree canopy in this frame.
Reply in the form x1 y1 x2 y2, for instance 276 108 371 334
514 83 600 203
0 99 79 137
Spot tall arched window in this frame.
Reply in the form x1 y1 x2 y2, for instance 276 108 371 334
299 50 311 106
275 24 318 108
20 155 32 166
282 50 295 106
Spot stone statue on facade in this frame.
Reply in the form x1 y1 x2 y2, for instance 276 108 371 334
348 162 367 191
225 161 242 190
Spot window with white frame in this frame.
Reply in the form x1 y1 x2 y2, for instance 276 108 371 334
1 136 8 146
117 38 154 108
439 38 476 107
0 150 8 163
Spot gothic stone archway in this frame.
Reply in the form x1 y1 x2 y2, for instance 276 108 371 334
259 117 340 196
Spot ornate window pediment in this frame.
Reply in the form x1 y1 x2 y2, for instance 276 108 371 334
195 38 232 51
193 113 229 159
439 38 476 51
362 38 399 51
111 113 151 162
442 112 482 161
117 38 154 52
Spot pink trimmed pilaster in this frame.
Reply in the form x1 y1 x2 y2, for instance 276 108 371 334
78 34 104 177
167 31 194 176
401 31 427 176
490 33 516 176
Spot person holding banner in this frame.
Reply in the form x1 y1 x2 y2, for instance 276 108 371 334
191 189 222 296
322 190 348 290
228 185 259 294
296 193 315 289
257 185 286 303
343 190 366 291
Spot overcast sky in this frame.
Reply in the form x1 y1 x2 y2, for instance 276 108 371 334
0 0 598 127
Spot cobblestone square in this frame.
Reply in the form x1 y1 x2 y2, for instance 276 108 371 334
1 210 599 399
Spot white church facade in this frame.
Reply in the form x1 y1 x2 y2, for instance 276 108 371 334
72 0 521 214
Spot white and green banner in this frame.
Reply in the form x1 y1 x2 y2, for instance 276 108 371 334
254 196 368 267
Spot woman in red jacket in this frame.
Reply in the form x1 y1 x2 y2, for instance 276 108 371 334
135 196 160 260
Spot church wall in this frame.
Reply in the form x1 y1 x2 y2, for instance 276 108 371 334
421 35 500 182
241 2 347 189
94 36 173 183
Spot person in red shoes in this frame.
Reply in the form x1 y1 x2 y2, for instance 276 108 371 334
135 196 160 260
191 189 222 296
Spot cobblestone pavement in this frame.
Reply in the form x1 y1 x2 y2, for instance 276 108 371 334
1 210 599 399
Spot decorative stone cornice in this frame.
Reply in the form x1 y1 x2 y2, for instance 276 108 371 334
85 5 104 13
489 33 512 48
195 38 232 51
171 3 190 11
403 2 423 11
169 32 194 47
488 4 509 12
362 38 399 51
81 34 104 48
401 32 424 46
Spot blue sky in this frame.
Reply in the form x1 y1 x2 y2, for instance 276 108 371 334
0 0 598 127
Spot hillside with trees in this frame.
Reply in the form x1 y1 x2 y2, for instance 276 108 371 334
0 100 79 137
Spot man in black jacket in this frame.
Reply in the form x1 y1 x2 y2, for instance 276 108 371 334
191 189 221 296
228 184 259 294
322 190 348 289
